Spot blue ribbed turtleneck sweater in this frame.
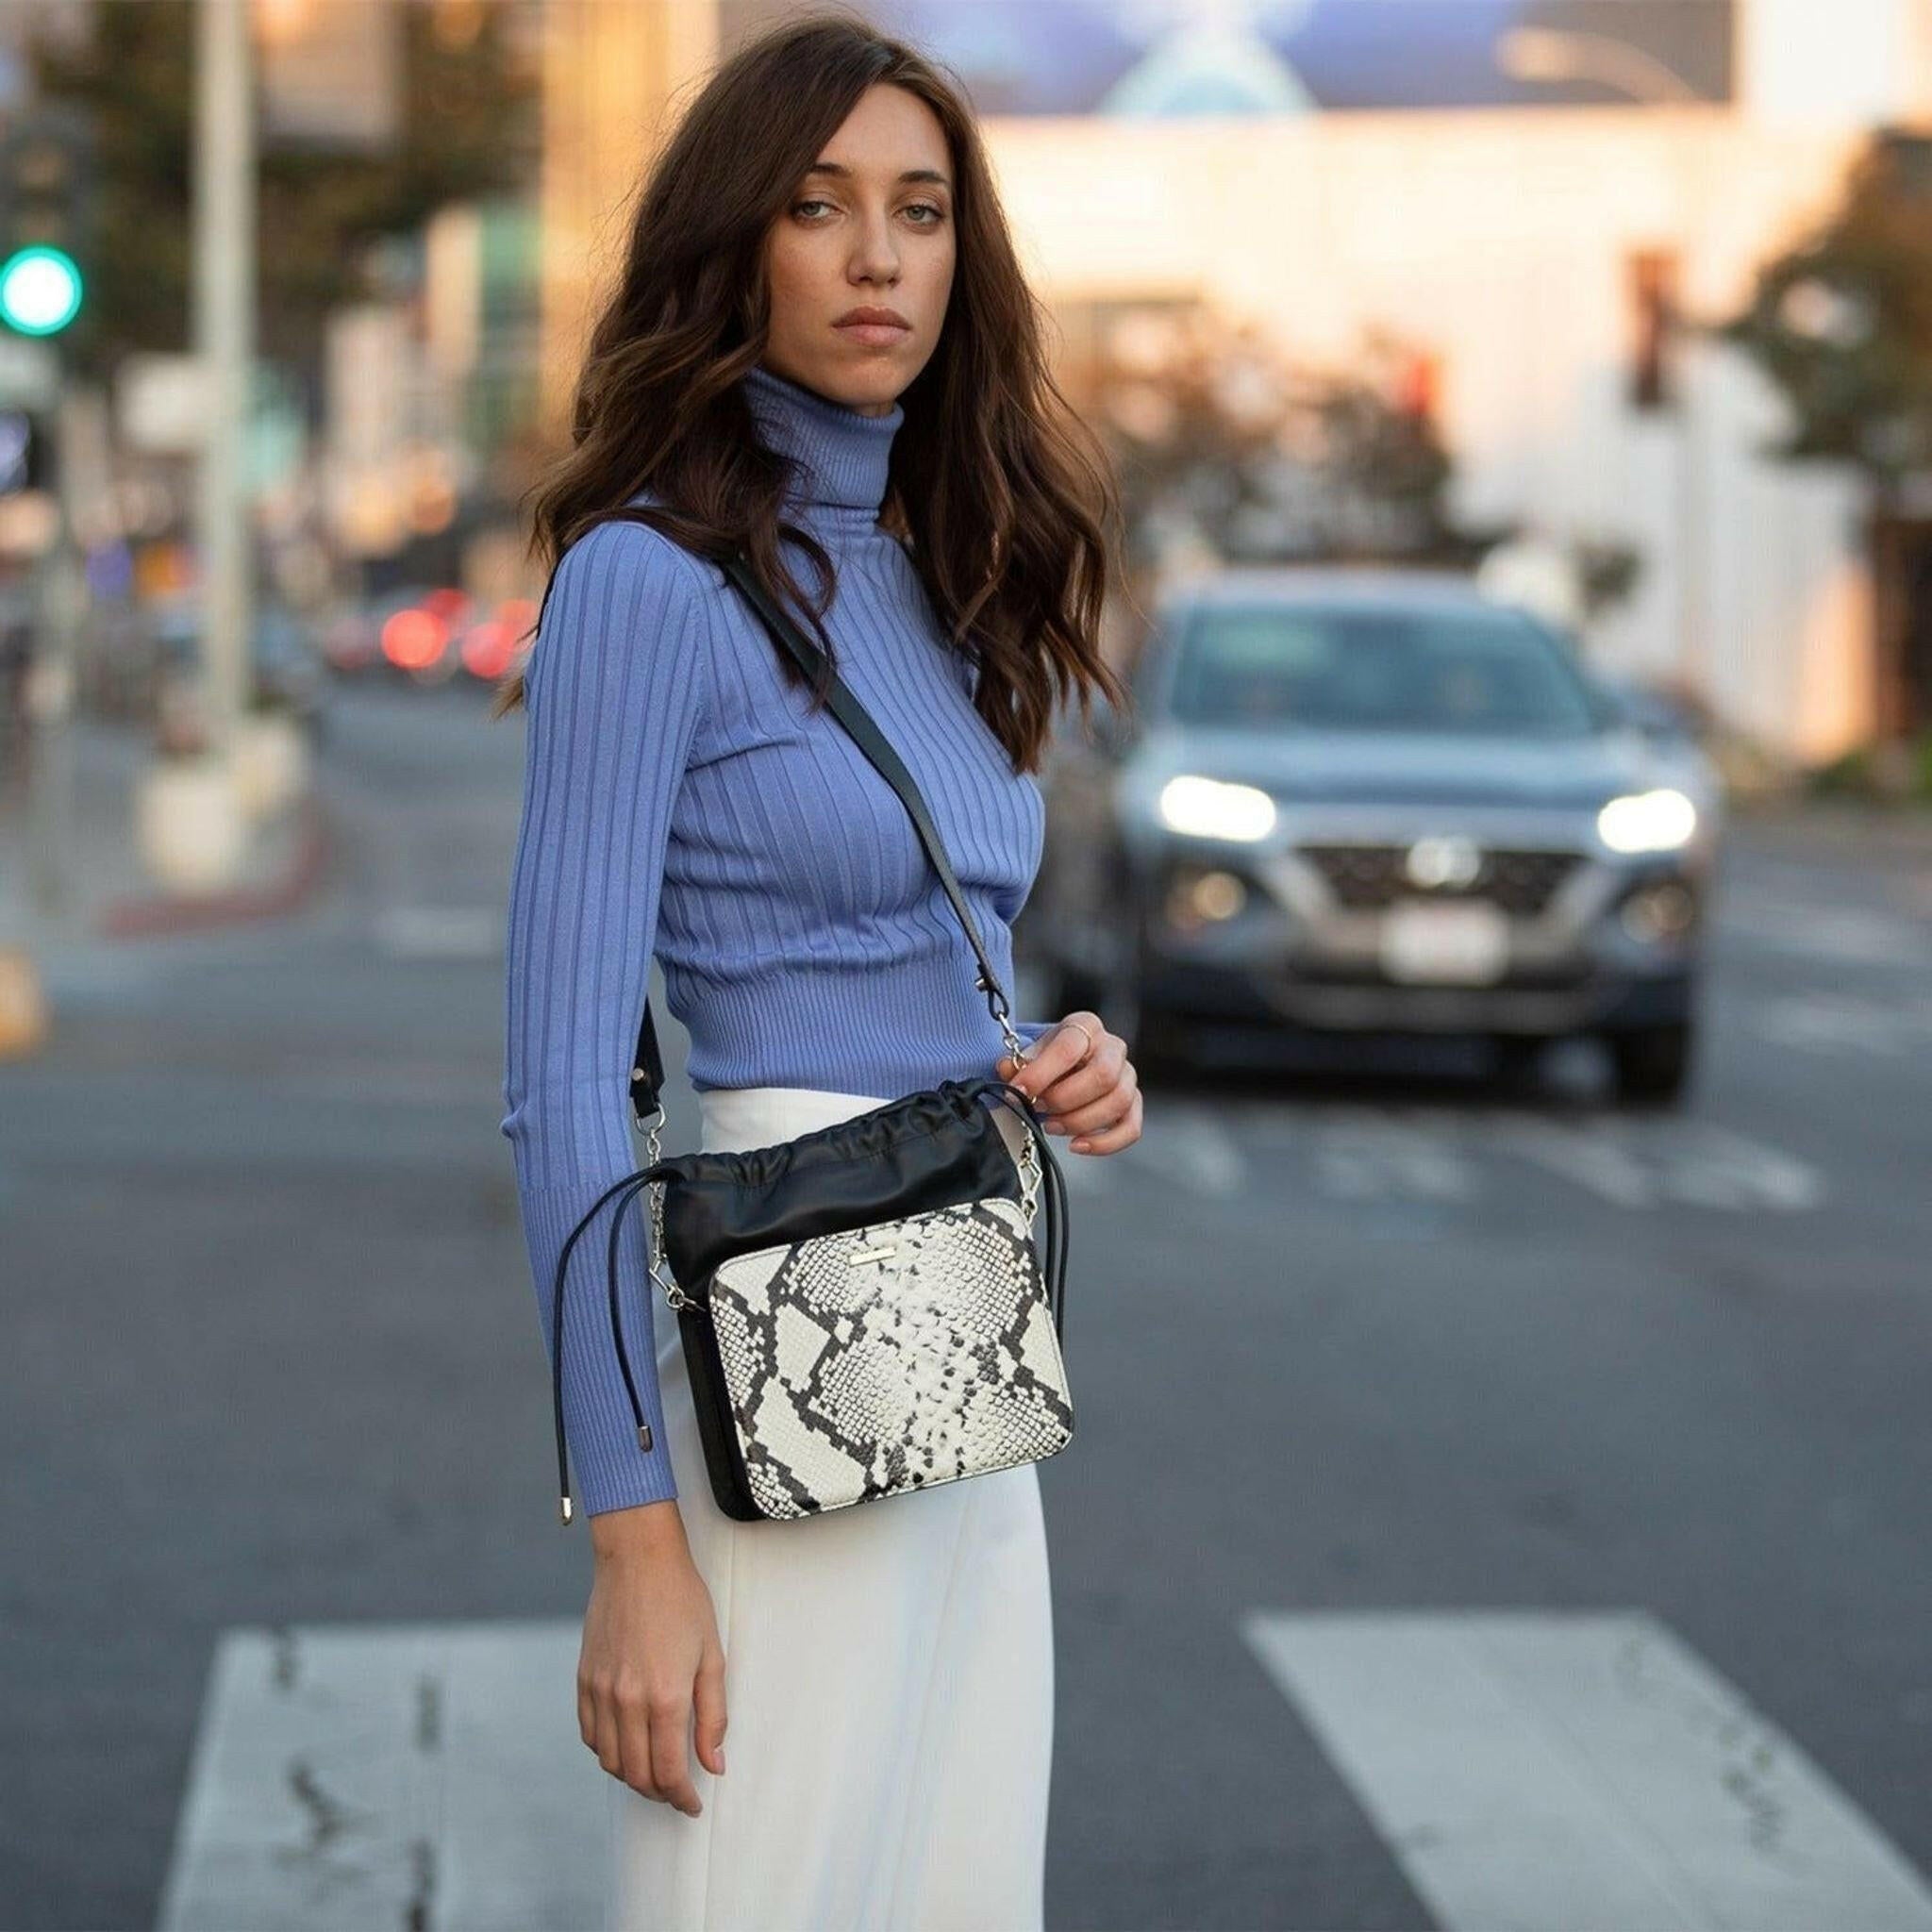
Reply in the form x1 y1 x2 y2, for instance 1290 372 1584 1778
500 361 1053 1518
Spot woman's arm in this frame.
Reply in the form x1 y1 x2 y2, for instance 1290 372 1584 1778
500 519 715 1519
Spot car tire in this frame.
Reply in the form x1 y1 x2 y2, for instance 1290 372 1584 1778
1607 1021 1694 1108
1491 1033 1549 1092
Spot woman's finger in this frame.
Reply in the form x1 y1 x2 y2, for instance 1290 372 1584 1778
588 1676 629 1784
610 1674 671 1805
649 1690 704 1815
1041 1058 1139 1139
1071 1084 1143 1154
692 1643 728 1776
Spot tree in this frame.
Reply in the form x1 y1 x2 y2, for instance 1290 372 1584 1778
1724 129 1932 759
25 0 539 386
1722 129 1932 488
1061 303 1464 575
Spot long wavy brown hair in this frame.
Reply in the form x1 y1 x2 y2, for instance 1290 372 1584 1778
489 12 1129 772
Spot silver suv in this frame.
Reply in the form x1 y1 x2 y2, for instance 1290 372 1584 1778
1025 567 1721 1105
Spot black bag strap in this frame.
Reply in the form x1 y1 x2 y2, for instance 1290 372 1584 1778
628 548 1021 1124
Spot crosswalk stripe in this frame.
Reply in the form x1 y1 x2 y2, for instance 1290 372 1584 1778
1752 992 1932 1057
1242 1609 1932 1932
1309 1107 1479 1203
156 1620 606 1932
374 906 505 960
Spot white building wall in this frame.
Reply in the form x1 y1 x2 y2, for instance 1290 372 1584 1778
986 108 1879 761
1739 0 1932 127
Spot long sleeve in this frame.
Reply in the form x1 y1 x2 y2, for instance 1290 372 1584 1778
500 520 713 1517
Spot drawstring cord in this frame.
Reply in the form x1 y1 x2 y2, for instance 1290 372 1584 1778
549 1158 668 1524
547 1076 1070 1527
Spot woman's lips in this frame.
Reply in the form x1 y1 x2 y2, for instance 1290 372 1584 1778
834 320 910 347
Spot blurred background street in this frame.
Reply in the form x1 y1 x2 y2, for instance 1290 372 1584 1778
6 2 1932 1929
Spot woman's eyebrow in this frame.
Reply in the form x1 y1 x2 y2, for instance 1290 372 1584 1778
805 160 952 190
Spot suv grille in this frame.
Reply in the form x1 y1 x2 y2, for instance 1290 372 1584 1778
1299 843 1582 917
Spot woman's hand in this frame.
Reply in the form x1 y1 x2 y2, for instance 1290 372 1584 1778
579 1500 726 1816
995 1010 1142 1154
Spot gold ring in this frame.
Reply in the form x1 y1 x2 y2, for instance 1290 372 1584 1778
1064 1020 1096 1061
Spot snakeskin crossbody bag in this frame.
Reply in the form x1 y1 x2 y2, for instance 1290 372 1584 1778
545 549 1073 1526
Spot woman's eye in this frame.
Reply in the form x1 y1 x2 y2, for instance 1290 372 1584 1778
791 198 946 225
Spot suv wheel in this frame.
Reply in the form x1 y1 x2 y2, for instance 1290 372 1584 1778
1607 1021 1694 1108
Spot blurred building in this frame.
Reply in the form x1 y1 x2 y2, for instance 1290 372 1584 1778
536 0 717 433
979 0 1932 763
16 0 1922 758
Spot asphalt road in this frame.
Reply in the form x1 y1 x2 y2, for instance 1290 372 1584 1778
4 683 1931 1931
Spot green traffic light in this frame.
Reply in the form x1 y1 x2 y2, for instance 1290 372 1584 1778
0 245 83 336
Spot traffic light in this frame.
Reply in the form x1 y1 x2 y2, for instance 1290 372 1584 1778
1627 248 1679 412
0 102 95 340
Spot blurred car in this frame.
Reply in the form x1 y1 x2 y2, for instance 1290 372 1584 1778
1590 669 1710 749
1026 567 1722 1105
354 584 532 688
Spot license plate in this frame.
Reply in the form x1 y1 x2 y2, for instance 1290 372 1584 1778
1379 901 1509 985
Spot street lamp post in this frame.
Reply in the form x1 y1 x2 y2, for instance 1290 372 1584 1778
1495 27 1701 107
192 0 256 765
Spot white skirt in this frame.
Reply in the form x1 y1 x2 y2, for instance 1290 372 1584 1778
606 1084 1056 1932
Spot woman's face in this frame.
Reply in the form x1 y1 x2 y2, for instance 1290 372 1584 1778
761 83 956 418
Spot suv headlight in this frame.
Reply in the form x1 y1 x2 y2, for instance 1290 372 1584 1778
1597 788 1697 854
1157 774 1277 841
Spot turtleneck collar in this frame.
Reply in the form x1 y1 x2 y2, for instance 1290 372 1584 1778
742 360 902 536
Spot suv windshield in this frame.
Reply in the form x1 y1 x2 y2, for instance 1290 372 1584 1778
1168 601 1601 738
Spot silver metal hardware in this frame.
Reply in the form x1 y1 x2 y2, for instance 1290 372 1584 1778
1016 1125 1041 1228
640 1108 697 1313
849 1241 900 1267
999 1014 1026 1066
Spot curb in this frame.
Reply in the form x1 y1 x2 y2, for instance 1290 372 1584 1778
95 791 335 941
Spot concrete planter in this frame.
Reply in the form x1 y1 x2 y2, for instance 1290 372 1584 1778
232 711 310 820
137 753 249 892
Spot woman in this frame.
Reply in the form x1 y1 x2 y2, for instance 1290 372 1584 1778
496 16 1140 1929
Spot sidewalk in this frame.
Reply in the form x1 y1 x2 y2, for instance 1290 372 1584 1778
0 710 332 965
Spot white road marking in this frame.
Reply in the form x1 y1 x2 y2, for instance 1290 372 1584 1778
1490 1114 1824 1214
156 1620 606 1932
1650 1123 1826 1212
1311 1107 1478 1203
1490 1112 1658 1208
374 906 504 960
1722 902 1932 970
1243 1609 1932 1932
1085 1100 1824 1214
1752 992 1932 1057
